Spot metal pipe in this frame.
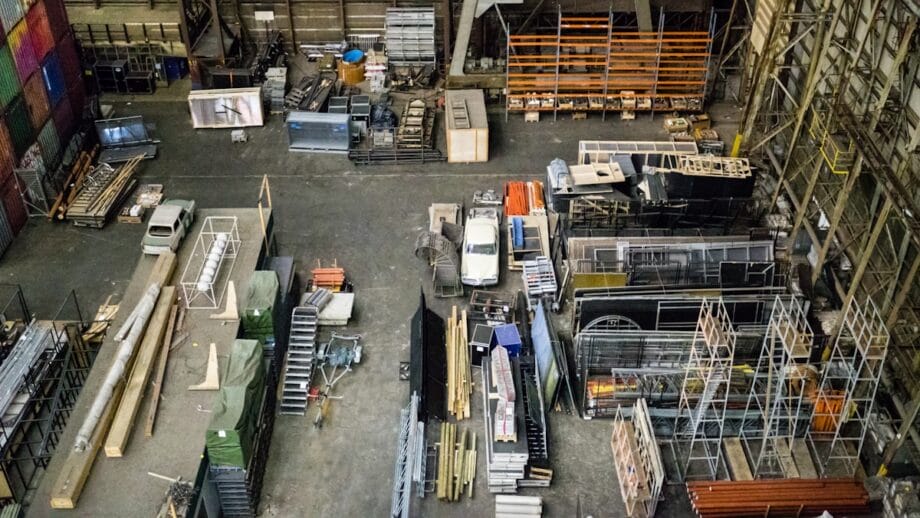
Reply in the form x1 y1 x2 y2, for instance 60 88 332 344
74 283 160 451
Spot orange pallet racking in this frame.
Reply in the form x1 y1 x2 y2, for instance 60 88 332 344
505 8 715 120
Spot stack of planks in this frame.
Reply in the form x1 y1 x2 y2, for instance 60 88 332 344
48 145 99 221
50 252 178 509
436 422 477 502
686 478 870 517
65 155 144 228
446 306 471 419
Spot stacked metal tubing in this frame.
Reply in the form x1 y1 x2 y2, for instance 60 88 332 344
686 478 870 517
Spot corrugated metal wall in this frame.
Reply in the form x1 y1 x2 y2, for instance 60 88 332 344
231 1 444 50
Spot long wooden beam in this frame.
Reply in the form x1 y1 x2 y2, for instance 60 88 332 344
50 252 177 508
145 303 178 437
105 286 176 457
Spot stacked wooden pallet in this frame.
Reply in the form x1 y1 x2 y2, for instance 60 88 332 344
686 478 870 517
446 306 471 419
65 156 144 228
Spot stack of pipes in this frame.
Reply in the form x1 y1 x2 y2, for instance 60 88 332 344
495 495 543 517
686 478 870 517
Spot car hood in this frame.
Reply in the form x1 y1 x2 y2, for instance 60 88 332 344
462 253 498 280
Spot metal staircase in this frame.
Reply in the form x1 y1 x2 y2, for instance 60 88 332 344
279 306 318 415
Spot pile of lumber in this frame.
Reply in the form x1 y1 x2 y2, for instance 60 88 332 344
283 72 337 112
686 478 870 517
48 145 99 221
65 155 144 228
310 261 346 291
436 422 476 502
446 306 471 419
50 252 178 509
81 298 118 345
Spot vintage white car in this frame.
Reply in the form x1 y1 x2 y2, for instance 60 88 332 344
461 208 500 286
142 199 196 255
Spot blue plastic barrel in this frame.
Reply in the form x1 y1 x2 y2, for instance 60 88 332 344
342 49 365 64
512 217 524 249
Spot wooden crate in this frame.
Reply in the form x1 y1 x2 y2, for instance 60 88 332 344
446 90 489 163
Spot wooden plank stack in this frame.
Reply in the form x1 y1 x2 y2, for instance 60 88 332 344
48 145 99 221
686 478 870 517
65 155 144 228
435 423 477 502
104 285 176 456
446 306 471 419
50 252 177 509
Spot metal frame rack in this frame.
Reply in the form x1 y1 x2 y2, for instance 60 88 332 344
673 298 735 480
180 216 242 310
806 297 889 478
739 296 813 478
573 293 786 420
565 236 776 290
385 8 436 67
505 8 715 121
390 393 422 518
0 293 94 506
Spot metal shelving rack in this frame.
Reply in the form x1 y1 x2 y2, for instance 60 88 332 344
740 296 813 478
505 8 715 120
806 298 889 478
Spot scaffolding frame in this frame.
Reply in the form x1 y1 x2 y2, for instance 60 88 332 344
806 297 889 478
736 0 920 461
740 296 812 478
673 298 735 480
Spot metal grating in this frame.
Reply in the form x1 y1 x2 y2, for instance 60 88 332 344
385 8 436 66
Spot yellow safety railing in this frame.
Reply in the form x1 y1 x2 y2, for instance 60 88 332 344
809 110 855 175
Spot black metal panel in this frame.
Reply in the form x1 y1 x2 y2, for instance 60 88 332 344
410 291 446 423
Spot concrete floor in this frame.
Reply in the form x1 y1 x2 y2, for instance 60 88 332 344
9 89 740 517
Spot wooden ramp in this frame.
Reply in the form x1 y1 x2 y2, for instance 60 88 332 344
791 438 818 478
722 438 753 481
776 439 800 478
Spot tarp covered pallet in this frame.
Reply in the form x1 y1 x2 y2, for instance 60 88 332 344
206 339 265 468
241 271 280 347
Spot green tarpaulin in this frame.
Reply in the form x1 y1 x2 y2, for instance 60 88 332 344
241 271 279 345
205 339 265 468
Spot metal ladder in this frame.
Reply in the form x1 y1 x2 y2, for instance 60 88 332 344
279 306 318 415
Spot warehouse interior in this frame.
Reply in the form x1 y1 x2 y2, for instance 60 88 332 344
0 0 915 516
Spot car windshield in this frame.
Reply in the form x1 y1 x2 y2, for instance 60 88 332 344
148 225 174 237
466 243 496 255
